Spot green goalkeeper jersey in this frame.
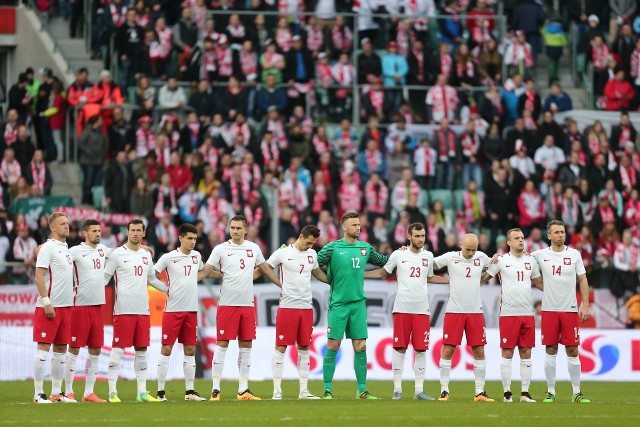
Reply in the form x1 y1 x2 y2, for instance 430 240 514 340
317 239 388 307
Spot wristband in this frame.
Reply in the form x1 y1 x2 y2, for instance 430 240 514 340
41 297 51 306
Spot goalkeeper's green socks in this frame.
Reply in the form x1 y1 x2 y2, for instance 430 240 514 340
323 349 338 391
354 350 367 394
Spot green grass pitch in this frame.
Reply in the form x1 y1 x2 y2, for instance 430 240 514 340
2 380 639 426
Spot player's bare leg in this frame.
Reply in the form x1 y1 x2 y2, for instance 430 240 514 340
438 344 455 400
392 347 406 399
323 338 341 399
543 345 558 402
82 347 105 402
210 339 229 401
517 347 535 402
353 339 377 399
33 342 52 403
566 345 590 403
50 343 72 402
271 344 287 400
471 346 493 402
236 340 260 400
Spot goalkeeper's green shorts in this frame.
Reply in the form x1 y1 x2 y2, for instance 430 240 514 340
327 299 368 340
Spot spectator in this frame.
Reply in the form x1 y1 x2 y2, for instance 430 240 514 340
223 76 249 120
558 151 587 189
517 179 545 229
130 177 154 218
599 178 624 218
609 0 637 45
425 213 445 254
8 73 31 123
538 111 565 153
459 120 483 188
433 118 458 188
543 82 574 113
382 41 409 113
78 115 107 205
511 0 545 59
134 76 156 122
188 79 216 119
577 178 597 223
107 107 134 157
478 38 503 85
25 149 52 196
485 166 515 234
483 122 506 163
104 151 132 213
407 39 429 113
585 120 609 156
114 9 143 89
517 78 541 121
255 75 287 121
154 211 179 254
413 138 437 189
158 77 186 110
426 74 458 123
329 15 353 58
504 31 535 77
626 294 640 328
590 33 610 97
331 52 355 120
12 125 35 171
611 111 637 152
173 7 199 76
500 73 525 124
357 38 382 84
541 15 568 86
0 148 21 195
509 139 536 179
10 223 37 284
0 108 19 153
134 29 161 79
358 138 386 183
450 43 480 89
337 171 361 218
391 168 421 213
438 0 463 48
534 135 566 173
601 69 635 111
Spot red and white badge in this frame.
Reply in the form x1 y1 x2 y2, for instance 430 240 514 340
192 256 198 264
246 250 254 258
422 259 429 267
308 256 314 264
474 259 480 266
564 257 571 265
360 248 367 256
98 249 104 257
524 262 531 270
142 257 149 265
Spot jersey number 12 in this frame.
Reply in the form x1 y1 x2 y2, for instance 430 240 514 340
351 258 360 269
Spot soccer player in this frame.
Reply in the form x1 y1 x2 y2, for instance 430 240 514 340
433 233 493 402
199 215 282 401
364 223 448 400
257 225 329 400
32 212 74 403
154 223 206 402
482 228 543 403
104 219 169 403
531 220 591 403
317 211 389 400
63 219 111 403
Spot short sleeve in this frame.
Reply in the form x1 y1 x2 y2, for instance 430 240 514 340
479 252 491 268
317 241 334 266
198 256 204 271
69 246 80 261
427 255 434 277
105 253 118 276
367 243 388 267
575 253 586 276
433 252 450 270
154 254 167 273
383 251 398 274
486 261 500 277
207 246 221 269
35 244 53 269
147 258 157 278
530 258 541 279
254 245 266 264
267 249 282 268
104 247 113 258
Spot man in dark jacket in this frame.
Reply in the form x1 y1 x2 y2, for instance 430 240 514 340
8 73 31 123
173 7 199 76
284 35 314 111
254 75 287 120
104 150 132 213
356 38 382 84
610 111 637 153
107 107 134 158
537 111 566 154
188 79 217 118
512 0 546 59
78 115 107 205
115 9 143 89
484 167 515 236
505 118 535 157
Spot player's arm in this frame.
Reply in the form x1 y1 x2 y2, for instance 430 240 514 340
257 262 282 287
428 274 449 284
531 276 543 290
35 267 55 318
367 244 389 267
481 260 500 285
253 267 263 280
316 241 335 267
577 273 590 322
367 251 397 278
311 267 329 283
363 268 390 279
197 263 223 280
147 264 169 293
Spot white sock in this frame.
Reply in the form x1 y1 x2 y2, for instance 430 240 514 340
135 350 148 393
108 348 124 394
439 358 452 393
473 359 487 395
238 348 251 393
392 350 405 392
520 358 532 393
500 357 512 392
567 356 582 395
51 352 66 395
271 349 285 390
184 355 196 391
157 354 170 391
84 355 100 396
297 349 310 393
33 349 48 396
64 352 78 394
211 345 227 391
544 353 557 395
414 351 426 394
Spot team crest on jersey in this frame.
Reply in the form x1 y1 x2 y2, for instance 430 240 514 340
246 250 253 258
564 257 571 265
142 257 148 265
66 254 72 265
308 256 314 264
360 248 367 256
192 256 198 264
524 262 531 270
474 258 480 266
422 259 429 267
98 249 104 257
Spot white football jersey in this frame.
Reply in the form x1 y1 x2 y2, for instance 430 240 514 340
155 249 203 312
70 243 112 306
105 246 156 315
532 246 586 312
267 245 318 309
434 251 491 313
486 252 541 316
35 239 74 308
384 248 434 315
206 240 265 307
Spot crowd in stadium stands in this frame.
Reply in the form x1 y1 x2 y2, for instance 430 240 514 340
2 0 640 306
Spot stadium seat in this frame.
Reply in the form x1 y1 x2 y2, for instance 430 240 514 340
454 189 466 211
419 189 429 211
428 189 454 211
92 186 104 209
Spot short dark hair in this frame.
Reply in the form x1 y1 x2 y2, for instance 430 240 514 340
506 228 523 240
340 211 360 224
546 220 565 234
230 215 248 227
408 223 424 236
82 219 101 231
127 218 145 232
300 225 321 239
179 223 198 237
